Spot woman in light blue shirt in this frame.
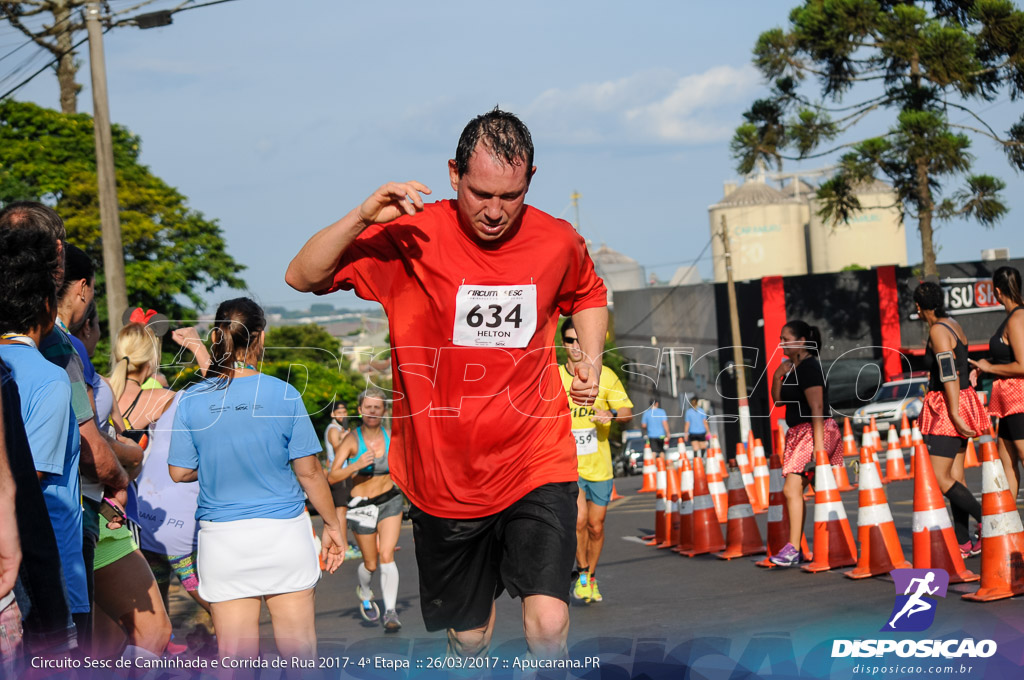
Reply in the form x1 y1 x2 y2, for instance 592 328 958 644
169 298 342 661
683 397 709 456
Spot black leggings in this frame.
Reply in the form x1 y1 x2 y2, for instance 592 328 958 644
944 481 982 544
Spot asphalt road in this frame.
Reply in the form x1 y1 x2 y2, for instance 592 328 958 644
226 460 1023 678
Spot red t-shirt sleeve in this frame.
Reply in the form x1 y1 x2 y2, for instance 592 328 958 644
314 223 401 303
556 230 608 316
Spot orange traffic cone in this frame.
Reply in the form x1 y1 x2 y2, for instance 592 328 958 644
752 439 770 512
962 438 1024 601
869 416 882 452
673 455 695 555
802 450 858 572
911 441 979 583
899 413 912 450
844 447 911 579
735 443 761 512
639 441 657 493
964 437 981 469
884 427 910 482
679 456 726 557
717 464 766 559
649 458 668 546
909 425 921 478
834 459 856 492
861 428 876 457
842 418 858 458
757 450 789 568
610 484 623 501
659 459 681 549
311 515 328 571
706 453 729 524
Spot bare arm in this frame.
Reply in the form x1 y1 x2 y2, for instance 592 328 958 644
971 312 1024 378
285 182 431 292
615 406 633 425
171 328 212 378
79 418 129 491
326 433 370 485
930 324 974 437
0 388 20 599
168 465 198 483
292 455 344 574
568 306 608 406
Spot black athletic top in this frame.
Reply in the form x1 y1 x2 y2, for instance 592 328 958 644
925 321 970 391
779 355 829 427
989 306 1023 366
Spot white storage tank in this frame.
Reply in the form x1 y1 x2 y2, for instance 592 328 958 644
808 178 907 273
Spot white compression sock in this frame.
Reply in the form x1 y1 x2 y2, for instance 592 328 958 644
380 561 399 611
358 563 374 600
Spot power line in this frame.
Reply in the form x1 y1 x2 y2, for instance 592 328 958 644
617 236 713 339
0 33 89 101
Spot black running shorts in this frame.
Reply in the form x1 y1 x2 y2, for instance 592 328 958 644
999 413 1024 441
923 434 963 459
408 481 577 633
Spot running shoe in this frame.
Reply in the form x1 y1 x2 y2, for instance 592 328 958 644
972 527 982 556
589 577 603 602
357 587 380 623
768 542 800 567
346 543 363 560
572 573 591 601
382 609 402 632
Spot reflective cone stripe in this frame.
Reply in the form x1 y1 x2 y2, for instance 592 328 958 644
756 451 789 568
673 455 695 554
802 450 858 572
843 418 858 457
735 444 760 511
752 439 770 512
964 437 981 469
834 459 856 492
911 442 979 583
639 443 657 493
706 454 729 524
845 448 911 579
677 437 690 461
884 427 909 481
861 430 875 456
899 413 912 449
963 439 1024 601
717 465 766 559
659 458 682 548
679 457 725 557
650 459 668 546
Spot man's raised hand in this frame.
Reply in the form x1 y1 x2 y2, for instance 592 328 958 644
570 362 601 407
357 181 432 227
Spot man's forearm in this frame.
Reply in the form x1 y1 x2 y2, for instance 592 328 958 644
571 306 608 372
79 422 129 490
285 208 368 293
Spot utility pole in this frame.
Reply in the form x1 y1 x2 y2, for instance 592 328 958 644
718 215 751 444
85 2 128 339
570 190 581 231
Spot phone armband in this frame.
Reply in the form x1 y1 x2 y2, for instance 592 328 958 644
935 350 957 383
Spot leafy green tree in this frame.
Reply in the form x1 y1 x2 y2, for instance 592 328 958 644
263 324 347 368
0 99 245 318
732 0 1024 276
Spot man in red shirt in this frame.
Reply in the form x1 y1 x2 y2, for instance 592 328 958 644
286 109 607 658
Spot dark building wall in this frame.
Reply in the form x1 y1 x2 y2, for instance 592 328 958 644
611 257 1024 455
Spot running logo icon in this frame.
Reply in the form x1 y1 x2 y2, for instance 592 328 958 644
882 568 949 632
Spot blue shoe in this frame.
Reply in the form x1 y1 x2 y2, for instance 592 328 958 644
769 542 800 567
346 544 363 560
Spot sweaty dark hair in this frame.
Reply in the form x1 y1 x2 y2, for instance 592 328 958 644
0 227 59 334
208 297 266 389
783 319 822 356
0 201 67 241
993 266 1023 307
454 108 534 177
59 244 95 300
561 317 575 340
913 281 947 317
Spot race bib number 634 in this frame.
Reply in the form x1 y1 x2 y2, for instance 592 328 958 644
453 284 537 348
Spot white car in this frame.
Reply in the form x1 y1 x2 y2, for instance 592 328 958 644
851 373 928 435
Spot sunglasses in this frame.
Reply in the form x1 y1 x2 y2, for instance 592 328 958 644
562 336 579 345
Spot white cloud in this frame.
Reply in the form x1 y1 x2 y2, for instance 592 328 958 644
525 64 761 146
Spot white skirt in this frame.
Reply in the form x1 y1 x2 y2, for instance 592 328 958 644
196 512 320 603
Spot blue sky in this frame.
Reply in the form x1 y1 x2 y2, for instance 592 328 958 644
6 0 1022 311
